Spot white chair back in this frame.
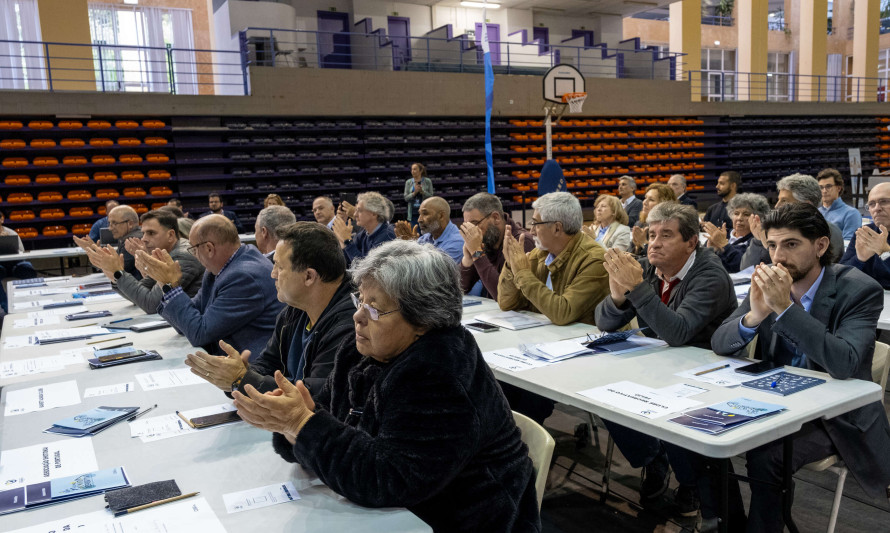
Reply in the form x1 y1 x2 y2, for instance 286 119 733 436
872 341 890 404
512 411 555 510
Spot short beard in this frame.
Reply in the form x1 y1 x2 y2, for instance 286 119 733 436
534 236 547 251
482 224 501 255
419 220 440 235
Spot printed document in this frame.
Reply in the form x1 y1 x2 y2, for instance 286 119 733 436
223 481 300 514
4 380 80 416
577 381 702 419
0 439 98 489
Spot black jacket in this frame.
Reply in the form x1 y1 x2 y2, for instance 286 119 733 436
272 326 541 532
237 277 355 395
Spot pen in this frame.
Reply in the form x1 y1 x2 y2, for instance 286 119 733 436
43 301 83 309
127 404 157 422
175 410 197 429
109 317 132 324
87 336 126 345
100 342 133 350
113 491 199 516
770 374 786 388
694 364 730 376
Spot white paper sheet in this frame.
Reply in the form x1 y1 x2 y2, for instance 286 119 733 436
223 481 300 514
13 316 61 328
4 380 81 416
129 413 197 442
84 382 136 398
654 383 709 398
3 335 35 349
27 308 78 318
675 359 783 387
0 438 98 489
30 326 110 344
135 368 208 391
577 381 702 419
83 292 124 302
0 352 85 379
4 497 225 533
482 347 553 372
13 287 76 298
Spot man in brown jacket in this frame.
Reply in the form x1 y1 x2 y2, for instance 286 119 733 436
498 192 609 326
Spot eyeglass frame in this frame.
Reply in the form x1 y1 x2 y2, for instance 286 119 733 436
867 198 890 210
350 292 400 321
468 212 494 227
107 219 130 227
528 220 557 228
818 184 837 191
187 241 212 256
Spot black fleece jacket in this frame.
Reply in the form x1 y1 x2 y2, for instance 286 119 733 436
236 276 355 396
272 326 541 532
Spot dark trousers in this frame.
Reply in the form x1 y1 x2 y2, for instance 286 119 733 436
499 382 555 425
0 261 38 312
603 420 697 486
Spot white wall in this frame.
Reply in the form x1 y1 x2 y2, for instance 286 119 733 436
533 13 602 46
209 0 243 95
229 1 297 33
431 5 509 37
352 0 432 36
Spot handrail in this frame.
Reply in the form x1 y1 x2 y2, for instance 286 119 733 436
686 70 890 103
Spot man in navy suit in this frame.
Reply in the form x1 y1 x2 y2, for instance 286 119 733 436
841 182 890 288
138 214 283 360
668 174 698 210
711 203 890 532
618 175 643 227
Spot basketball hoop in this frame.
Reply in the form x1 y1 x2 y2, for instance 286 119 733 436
562 92 587 114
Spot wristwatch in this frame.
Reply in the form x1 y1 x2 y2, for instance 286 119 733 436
113 270 124 281
162 282 177 294
472 250 484 260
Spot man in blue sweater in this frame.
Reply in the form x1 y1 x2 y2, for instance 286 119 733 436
137 214 283 360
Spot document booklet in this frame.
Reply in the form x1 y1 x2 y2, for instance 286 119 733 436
0 467 130 515
462 298 483 307
519 340 592 362
46 406 139 437
669 397 786 435
100 315 171 332
473 311 551 330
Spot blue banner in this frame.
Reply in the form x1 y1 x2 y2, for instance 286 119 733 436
483 46 495 193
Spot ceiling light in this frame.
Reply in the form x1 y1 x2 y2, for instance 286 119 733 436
461 2 501 8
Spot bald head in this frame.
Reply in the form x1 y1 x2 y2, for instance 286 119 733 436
189 215 241 274
418 196 452 238
868 182 890 228
108 205 139 239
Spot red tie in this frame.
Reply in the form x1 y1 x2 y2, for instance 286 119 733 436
661 278 681 304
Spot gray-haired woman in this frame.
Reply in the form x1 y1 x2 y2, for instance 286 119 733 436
232 240 540 532
704 192 770 272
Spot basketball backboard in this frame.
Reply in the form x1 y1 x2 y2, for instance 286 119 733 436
542 64 585 103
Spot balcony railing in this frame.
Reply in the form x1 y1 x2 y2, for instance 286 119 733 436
687 70 889 103
702 15 734 26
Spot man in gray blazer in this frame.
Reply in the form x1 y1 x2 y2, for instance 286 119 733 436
84 209 204 314
711 203 890 532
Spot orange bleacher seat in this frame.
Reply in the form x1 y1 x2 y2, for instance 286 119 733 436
58 120 83 130
64 173 89 183
91 155 115 165
66 190 91 201
528 145 545 153
35 174 60 184
8 193 32 203
62 156 86 166
150 202 167 210
130 203 148 214
16 227 38 239
87 120 111 129
146 154 169 163
0 121 23 130
28 120 53 130
145 137 168 145
5 175 29 185
2 157 28 167
142 119 166 128
69 207 94 217
93 171 116 182
1 139 25 149
147 170 170 180
89 138 113 147
72 223 92 235
115 120 139 129
40 209 65 219
30 139 55 148
149 186 172 196
123 187 147 197
122 170 144 180
9 210 34 221
60 138 85 148
117 137 140 147
42 225 68 237
38 191 63 202
32 157 57 166
119 154 143 164
95 189 118 199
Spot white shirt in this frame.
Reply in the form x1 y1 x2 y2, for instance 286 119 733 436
657 249 697 298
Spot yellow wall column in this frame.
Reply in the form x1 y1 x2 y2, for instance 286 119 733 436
853 0 880 102
668 0 701 102
798 0 827 101
37 0 96 91
736 0 768 101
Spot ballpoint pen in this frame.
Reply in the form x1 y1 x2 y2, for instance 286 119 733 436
100 342 133 350
126 404 157 422
113 492 199 517
109 318 133 324
87 336 126 345
694 364 730 376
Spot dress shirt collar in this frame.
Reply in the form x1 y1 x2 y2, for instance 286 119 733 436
621 195 635 209
657 249 697 283
218 245 242 277
794 266 825 313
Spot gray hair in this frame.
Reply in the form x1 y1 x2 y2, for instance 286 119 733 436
382 196 395 222
668 174 686 187
462 192 504 217
357 191 389 223
109 205 138 224
646 202 700 244
728 193 770 219
776 173 821 206
350 240 462 330
532 192 583 235
256 205 296 234
618 175 637 190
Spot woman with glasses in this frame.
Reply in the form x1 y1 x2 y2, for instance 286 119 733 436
232 240 541 532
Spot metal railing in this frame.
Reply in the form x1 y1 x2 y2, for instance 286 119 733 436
0 39 246 95
238 27 685 81
687 70 889 103
881 17 890 35
702 15 734 26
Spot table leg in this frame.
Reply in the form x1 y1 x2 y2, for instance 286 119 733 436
59 257 66 275
718 458 729 533
782 436 799 533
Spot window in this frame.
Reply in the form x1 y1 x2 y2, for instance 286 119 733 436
879 49 890 101
700 48 736 101
0 0 45 90
88 3 196 94
766 52 790 101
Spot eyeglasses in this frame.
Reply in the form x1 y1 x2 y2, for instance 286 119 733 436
529 220 556 228
187 241 211 255
818 184 837 191
468 212 494 227
867 198 890 210
350 292 400 321
108 220 128 227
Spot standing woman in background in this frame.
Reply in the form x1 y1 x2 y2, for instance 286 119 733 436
404 162 433 228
